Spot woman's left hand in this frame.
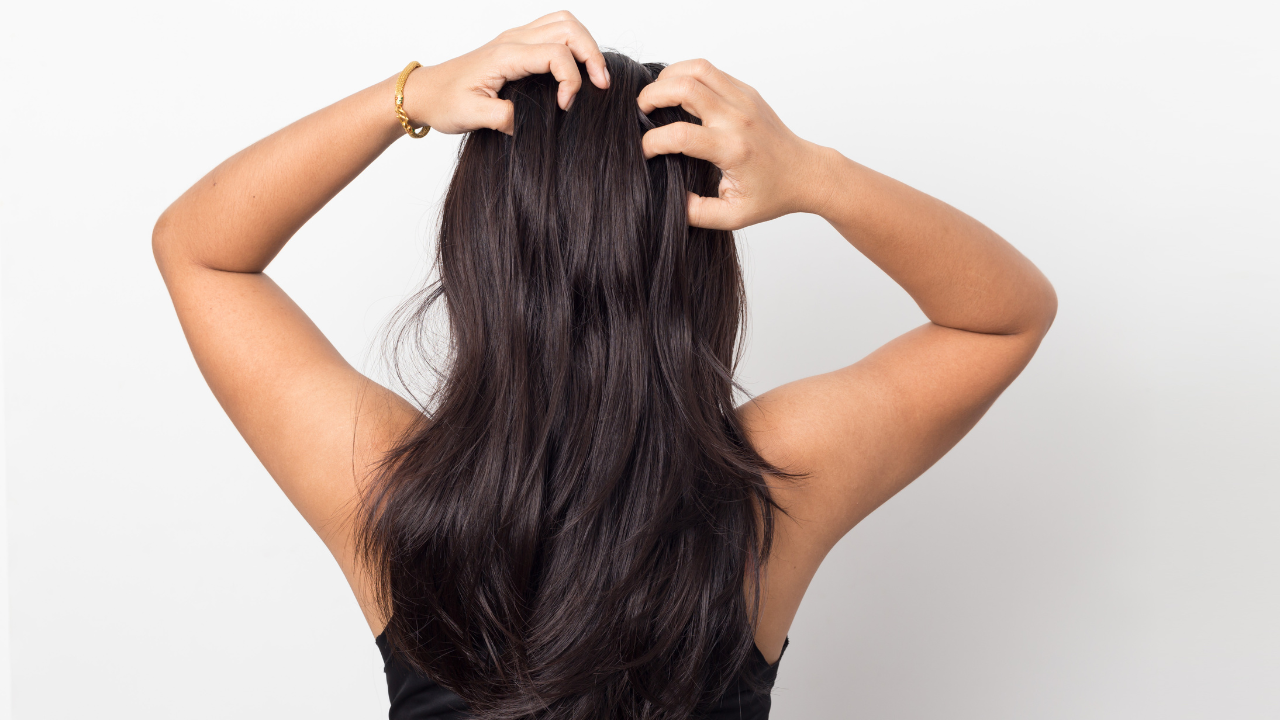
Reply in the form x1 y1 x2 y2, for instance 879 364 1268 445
401 10 610 135
637 59 826 231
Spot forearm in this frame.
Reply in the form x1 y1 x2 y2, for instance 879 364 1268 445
807 147 1057 336
153 73 404 273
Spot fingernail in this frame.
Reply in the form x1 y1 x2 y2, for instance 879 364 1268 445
604 66 611 86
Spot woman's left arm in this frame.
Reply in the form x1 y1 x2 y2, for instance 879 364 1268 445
152 11 609 622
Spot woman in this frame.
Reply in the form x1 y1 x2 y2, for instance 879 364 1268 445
153 11 1056 720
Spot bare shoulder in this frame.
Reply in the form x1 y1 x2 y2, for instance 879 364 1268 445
329 376 424 635
153 254 423 634
738 321 1049 659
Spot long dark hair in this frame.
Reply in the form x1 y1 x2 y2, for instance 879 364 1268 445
357 51 789 720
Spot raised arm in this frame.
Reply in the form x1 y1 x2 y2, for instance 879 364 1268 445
638 59 1057 659
152 11 610 630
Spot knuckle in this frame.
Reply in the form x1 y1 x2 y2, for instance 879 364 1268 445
548 43 575 64
548 20 573 39
672 123 693 147
689 58 716 76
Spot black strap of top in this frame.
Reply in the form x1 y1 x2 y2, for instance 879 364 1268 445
375 633 789 720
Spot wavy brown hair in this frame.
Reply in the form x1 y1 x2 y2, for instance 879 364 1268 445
357 51 790 720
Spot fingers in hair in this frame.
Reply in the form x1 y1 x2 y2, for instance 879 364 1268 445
655 59 742 100
641 121 725 162
514 11 608 88
636 75 725 118
501 42 582 110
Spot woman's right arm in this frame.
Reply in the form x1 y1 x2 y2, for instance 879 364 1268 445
638 60 1057 658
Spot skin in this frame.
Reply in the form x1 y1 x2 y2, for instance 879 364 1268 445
153 11 1057 668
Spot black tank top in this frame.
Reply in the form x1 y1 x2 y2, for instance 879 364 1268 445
376 632 789 720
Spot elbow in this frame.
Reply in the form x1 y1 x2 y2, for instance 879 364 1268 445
151 210 169 265
1023 274 1058 340
151 208 180 273
1038 275 1058 333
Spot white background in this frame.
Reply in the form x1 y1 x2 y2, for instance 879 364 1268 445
2 1 1277 718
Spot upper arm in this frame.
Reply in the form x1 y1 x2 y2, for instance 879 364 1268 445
743 320 1051 555
153 232 422 566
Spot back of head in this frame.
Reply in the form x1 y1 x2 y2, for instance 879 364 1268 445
359 51 783 720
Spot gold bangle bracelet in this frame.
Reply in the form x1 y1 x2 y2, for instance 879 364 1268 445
395 61 430 139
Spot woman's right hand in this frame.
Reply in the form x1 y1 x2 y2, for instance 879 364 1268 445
402 10 610 136
637 59 834 230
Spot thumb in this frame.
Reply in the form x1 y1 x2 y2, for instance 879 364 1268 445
686 193 740 231
470 96 515 135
